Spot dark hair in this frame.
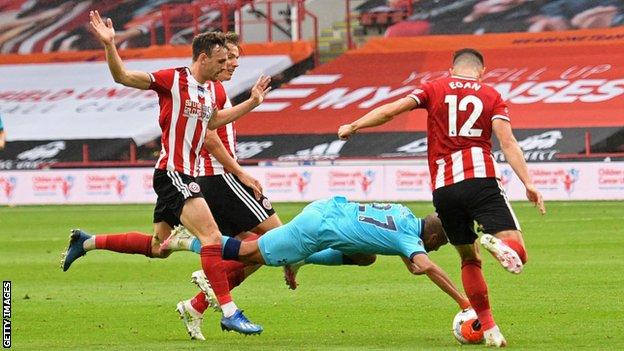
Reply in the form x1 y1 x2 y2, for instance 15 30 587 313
224 32 240 46
192 32 226 61
453 48 484 67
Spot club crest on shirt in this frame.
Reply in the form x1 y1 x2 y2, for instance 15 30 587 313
188 182 201 193
262 198 272 210
183 100 214 122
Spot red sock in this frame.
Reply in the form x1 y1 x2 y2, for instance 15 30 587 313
190 291 209 314
461 259 495 331
503 239 527 264
223 261 247 289
95 232 153 257
200 245 232 305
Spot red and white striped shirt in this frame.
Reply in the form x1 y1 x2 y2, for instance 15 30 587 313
408 76 509 189
149 67 217 177
197 81 237 176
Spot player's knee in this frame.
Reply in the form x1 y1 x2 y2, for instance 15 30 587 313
357 254 376 266
344 253 376 266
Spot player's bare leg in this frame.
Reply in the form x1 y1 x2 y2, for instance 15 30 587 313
150 221 174 258
480 229 526 274
180 197 262 335
455 244 507 347
249 214 282 235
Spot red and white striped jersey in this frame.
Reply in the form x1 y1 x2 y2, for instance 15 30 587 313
408 76 509 189
149 67 217 177
197 81 237 176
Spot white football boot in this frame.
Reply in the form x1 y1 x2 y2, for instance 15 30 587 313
190 270 221 311
480 234 523 274
160 225 195 252
483 325 507 347
176 300 205 341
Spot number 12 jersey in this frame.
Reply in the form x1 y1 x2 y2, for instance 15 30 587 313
408 76 509 189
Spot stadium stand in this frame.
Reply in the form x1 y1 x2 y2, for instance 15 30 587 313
354 0 624 37
0 0 253 53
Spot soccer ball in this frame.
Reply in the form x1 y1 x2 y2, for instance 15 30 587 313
452 309 484 344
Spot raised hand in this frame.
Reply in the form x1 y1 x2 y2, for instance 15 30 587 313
89 10 115 46
250 75 272 106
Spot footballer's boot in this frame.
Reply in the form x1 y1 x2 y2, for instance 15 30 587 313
176 300 205 341
190 270 220 311
61 229 91 272
480 234 523 274
283 261 304 290
483 326 507 347
220 310 263 335
160 225 195 253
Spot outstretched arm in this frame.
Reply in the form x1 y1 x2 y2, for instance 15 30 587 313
208 76 271 130
338 97 417 140
89 10 151 90
403 256 470 309
492 119 546 214
203 130 263 200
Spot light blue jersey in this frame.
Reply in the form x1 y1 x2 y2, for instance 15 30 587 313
258 196 425 266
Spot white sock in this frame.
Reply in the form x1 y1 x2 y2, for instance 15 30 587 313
83 237 96 251
221 302 238 318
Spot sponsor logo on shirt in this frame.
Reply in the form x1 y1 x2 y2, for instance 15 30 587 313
184 100 214 121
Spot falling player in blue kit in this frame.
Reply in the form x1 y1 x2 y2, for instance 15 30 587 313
164 196 472 312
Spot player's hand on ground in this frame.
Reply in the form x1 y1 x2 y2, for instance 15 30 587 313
89 10 115 46
337 124 355 140
238 172 263 200
250 75 271 106
525 183 546 215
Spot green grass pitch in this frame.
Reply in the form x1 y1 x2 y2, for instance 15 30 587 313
1 201 623 350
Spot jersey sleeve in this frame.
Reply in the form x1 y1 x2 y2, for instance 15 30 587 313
399 235 426 259
491 93 510 122
406 82 431 109
148 68 174 94
398 216 426 258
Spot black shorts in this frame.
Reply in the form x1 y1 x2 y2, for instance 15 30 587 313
432 177 520 246
153 169 203 227
197 173 275 237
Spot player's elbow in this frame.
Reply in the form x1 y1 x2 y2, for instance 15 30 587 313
413 263 435 275
113 74 131 87
499 137 517 151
